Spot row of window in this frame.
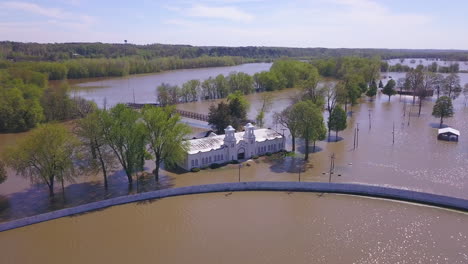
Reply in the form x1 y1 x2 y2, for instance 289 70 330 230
258 142 283 154
191 154 225 167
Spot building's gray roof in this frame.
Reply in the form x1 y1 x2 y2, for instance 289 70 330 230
187 128 283 154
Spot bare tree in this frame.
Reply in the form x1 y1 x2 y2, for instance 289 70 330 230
442 73 462 100
274 106 300 152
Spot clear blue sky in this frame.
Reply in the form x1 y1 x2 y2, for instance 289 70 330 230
0 0 467 49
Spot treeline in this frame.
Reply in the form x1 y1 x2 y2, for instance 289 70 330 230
0 56 246 80
382 61 462 73
2 104 190 196
2 41 468 62
0 68 95 132
157 59 320 106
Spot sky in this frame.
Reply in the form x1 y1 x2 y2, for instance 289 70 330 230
0 0 467 49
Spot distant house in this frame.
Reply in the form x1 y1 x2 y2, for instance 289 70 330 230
181 123 285 171
437 127 460 142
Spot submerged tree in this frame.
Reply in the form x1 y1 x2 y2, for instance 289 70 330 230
75 110 116 189
208 102 232 134
328 106 347 142
365 79 378 100
255 93 273 128
3 124 79 197
101 104 147 184
382 79 397 101
0 160 6 184
274 105 300 152
463 83 468 107
442 73 462 100
142 106 190 180
292 100 326 160
432 96 454 128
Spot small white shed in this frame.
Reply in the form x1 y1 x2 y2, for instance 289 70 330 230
438 127 460 142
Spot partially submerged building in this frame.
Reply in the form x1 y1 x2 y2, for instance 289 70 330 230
181 123 285 171
437 127 460 142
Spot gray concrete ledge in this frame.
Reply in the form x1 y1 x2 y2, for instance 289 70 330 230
1 182 468 232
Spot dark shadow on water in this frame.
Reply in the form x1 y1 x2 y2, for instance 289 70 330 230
0 169 175 223
429 123 449 128
267 155 305 174
326 136 344 142
296 145 323 154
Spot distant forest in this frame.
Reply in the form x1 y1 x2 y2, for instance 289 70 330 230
2 41 468 61
1 42 468 81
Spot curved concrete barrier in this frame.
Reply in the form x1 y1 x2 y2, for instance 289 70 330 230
1 182 468 232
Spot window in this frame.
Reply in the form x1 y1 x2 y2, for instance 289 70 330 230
191 160 194 167
209 156 212 163
195 159 198 166
221 154 223 160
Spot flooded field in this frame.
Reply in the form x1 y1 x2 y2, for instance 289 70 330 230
66 62 273 108
1 63 468 221
386 58 468 71
1 192 467 264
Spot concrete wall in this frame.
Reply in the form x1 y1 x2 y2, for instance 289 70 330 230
1 182 468 232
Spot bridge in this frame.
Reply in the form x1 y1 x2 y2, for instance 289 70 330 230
125 103 209 122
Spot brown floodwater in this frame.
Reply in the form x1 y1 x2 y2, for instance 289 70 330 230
1 192 467 264
1 64 468 221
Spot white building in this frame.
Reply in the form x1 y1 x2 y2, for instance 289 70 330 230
181 123 285 171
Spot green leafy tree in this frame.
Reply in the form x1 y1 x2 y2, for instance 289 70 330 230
142 106 190 180
227 91 249 129
0 70 44 132
382 79 397 101
208 102 232 134
255 93 273 127
432 96 454 128
365 79 378 99
75 110 116 189
3 124 79 197
292 100 326 161
328 106 347 142
0 160 6 184
101 104 147 184
378 80 384 88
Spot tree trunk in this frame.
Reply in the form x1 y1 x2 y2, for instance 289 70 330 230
388 95 391 102
125 169 133 184
336 131 338 142
328 127 331 142
313 141 316 153
418 98 423 117
48 180 54 197
304 138 309 161
96 147 108 189
440 116 444 128
154 160 160 181
291 136 296 152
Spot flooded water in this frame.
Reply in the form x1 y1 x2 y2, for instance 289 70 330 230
66 63 273 108
386 58 468 71
1 62 468 221
1 192 467 264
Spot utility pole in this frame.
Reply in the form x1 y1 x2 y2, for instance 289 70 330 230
298 168 301 182
238 164 241 182
356 123 360 148
329 153 335 183
392 122 395 145
368 109 372 130
353 127 357 150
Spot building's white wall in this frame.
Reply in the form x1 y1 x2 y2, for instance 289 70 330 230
183 130 285 171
